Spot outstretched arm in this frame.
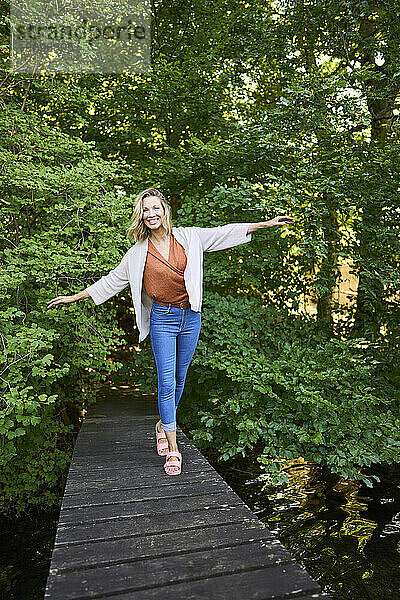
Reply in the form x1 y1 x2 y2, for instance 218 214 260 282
247 215 295 234
46 289 90 309
193 216 295 253
84 250 131 305
194 222 253 252
46 250 131 310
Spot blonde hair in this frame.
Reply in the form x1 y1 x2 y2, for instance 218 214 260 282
126 188 173 243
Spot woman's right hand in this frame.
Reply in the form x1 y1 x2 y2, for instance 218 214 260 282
47 295 76 310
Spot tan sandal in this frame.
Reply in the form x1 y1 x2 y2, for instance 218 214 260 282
164 451 182 475
155 422 169 455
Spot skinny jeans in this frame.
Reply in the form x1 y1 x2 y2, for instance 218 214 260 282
150 302 201 431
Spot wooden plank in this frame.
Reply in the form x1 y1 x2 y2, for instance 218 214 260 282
54 504 262 546
70 434 203 454
296 597 333 600
62 479 228 508
49 522 276 571
71 443 197 457
64 470 224 495
100 582 329 600
58 490 245 525
75 423 162 431
46 541 306 599
46 554 320 600
65 456 211 477
64 462 215 487
74 434 197 447
73 437 202 452
70 447 201 462
78 420 159 427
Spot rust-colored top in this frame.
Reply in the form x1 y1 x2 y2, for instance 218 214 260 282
143 234 190 304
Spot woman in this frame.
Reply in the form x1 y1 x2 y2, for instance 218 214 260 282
47 188 294 475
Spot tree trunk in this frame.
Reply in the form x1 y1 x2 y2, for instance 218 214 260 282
352 16 399 338
301 41 341 331
351 138 387 340
169 193 180 220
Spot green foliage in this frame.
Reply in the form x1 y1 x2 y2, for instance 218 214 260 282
179 292 400 488
0 107 133 516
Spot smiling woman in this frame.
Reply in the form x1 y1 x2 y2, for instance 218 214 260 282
126 188 173 244
46 186 295 476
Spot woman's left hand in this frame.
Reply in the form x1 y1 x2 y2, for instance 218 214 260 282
268 215 295 227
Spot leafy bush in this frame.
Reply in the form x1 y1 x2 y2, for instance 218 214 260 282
179 292 400 487
0 107 133 516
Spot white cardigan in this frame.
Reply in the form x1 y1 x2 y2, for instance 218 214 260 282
85 223 253 343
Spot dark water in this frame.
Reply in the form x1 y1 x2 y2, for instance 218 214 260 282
1 452 399 600
0 506 60 600
201 448 400 600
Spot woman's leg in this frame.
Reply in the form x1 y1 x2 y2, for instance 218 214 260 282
175 308 201 408
156 309 200 472
150 312 177 432
150 304 181 472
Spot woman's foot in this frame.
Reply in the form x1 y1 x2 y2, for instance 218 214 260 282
156 420 167 442
157 421 181 473
155 420 169 455
164 450 182 475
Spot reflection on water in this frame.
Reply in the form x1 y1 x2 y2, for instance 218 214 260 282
205 452 400 600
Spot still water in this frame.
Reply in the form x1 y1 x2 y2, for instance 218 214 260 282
1 453 399 599
0 506 59 600
204 450 400 600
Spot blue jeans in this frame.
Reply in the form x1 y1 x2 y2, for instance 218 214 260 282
150 302 201 432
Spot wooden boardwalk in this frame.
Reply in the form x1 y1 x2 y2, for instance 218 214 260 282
45 385 332 600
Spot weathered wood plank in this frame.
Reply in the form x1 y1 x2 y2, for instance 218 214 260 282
66 450 204 468
46 542 309 599
58 490 245 525
44 387 331 600
64 462 215 487
62 479 229 508
54 504 262 546
101 587 331 600
64 470 223 495
73 438 201 454
49 522 276 571
73 437 198 451
70 450 200 465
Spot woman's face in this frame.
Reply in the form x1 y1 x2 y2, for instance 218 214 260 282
142 196 165 231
